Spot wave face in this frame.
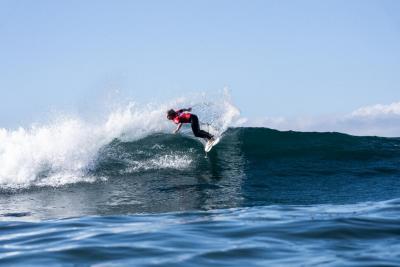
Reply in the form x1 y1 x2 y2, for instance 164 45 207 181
91 128 400 209
2 127 399 219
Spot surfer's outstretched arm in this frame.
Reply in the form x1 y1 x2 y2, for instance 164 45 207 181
174 123 183 134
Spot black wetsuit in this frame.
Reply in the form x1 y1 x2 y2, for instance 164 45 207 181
190 115 213 140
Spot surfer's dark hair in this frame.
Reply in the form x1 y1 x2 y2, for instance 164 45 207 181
167 109 176 117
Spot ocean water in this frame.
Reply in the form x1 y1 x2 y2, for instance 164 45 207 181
1 128 400 266
1 97 400 265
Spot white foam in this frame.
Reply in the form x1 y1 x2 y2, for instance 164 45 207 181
0 118 103 189
0 90 241 189
122 154 193 174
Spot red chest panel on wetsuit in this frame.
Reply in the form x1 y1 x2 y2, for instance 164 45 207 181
173 112 191 124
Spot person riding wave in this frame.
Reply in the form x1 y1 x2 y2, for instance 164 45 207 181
166 108 214 143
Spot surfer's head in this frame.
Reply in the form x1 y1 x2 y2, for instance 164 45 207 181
166 109 176 120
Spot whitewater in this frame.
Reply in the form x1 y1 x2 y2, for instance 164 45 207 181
0 91 240 189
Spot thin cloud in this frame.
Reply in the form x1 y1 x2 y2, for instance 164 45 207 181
242 102 400 137
350 102 400 118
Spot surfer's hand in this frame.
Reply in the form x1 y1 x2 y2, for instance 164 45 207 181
174 123 182 134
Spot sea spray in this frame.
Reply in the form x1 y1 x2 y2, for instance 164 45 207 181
0 91 241 189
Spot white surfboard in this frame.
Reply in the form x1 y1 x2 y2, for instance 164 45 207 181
204 137 220 152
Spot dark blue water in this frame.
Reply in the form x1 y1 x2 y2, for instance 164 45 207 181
1 128 400 266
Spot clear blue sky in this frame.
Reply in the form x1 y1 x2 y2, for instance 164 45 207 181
1 0 400 127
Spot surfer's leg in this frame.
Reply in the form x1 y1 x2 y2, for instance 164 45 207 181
191 115 213 140
191 115 200 134
199 130 213 140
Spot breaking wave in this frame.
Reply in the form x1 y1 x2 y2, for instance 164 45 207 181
0 91 240 189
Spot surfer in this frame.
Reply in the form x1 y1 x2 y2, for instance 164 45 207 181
167 108 215 144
